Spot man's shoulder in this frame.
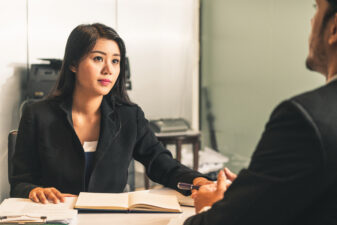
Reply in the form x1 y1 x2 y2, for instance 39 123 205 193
290 80 337 107
268 81 337 128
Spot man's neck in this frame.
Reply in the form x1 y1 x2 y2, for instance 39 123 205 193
327 74 337 83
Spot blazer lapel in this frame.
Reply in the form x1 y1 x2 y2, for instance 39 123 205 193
95 97 120 162
58 96 84 155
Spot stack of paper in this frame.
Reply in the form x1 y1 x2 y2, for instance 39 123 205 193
0 197 78 224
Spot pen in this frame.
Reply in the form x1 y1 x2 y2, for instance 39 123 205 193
177 180 233 190
177 182 200 190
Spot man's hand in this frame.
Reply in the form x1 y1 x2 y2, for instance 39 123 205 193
192 177 213 196
224 167 237 188
192 177 213 186
29 187 77 204
191 170 227 213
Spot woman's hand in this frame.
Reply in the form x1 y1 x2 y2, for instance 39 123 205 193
29 187 76 204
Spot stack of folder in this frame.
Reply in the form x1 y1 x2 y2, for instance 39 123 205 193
0 198 78 224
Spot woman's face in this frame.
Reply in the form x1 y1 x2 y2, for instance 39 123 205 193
72 38 121 97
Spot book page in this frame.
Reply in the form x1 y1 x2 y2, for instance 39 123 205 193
75 192 129 210
129 192 182 212
147 188 194 206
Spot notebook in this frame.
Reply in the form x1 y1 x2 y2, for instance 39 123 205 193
74 191 182 213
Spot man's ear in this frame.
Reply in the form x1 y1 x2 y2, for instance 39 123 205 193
329 13 337 45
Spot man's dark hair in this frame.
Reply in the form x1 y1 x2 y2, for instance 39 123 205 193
324 0 337 28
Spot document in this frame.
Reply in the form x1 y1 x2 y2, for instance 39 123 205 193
0 197 77 224
75 191 182 213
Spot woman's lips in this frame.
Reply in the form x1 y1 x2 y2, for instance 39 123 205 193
98 79 111 86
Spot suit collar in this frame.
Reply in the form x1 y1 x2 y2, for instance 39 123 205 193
97 96 120 151
56 95 120 154
57 95 116 122
58 95 73 126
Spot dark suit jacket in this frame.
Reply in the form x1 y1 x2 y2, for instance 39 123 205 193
10 96 204 197
185 81 337 225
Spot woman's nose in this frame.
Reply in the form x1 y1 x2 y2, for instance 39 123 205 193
102 62 113 75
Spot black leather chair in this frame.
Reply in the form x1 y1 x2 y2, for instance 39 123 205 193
8 130 18 183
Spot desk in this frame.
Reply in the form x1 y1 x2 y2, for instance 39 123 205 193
0 189 194 225
77 188 195 225
145 130 201 189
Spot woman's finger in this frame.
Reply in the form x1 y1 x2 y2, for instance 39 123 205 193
51 188 65 203
29 191 39 203
62 193 77 197
36 191 48 204
45 190 59 204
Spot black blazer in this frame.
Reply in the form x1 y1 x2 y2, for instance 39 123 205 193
10 96 204 197
184 81 337 225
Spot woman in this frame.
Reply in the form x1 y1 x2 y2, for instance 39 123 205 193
10 23 210 204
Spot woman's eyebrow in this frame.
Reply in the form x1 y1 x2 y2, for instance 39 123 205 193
90 50 120 56
91 50 106 55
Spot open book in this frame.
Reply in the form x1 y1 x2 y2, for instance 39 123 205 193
75 192 182 213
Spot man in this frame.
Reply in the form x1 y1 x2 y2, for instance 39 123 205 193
184 0 337 224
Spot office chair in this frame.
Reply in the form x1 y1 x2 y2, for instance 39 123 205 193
7 130 18 183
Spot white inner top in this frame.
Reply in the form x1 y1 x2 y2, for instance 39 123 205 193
83 141 98 152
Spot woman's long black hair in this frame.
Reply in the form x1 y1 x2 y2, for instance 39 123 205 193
49 23 132 105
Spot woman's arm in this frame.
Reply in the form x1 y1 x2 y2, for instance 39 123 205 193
132 106 210 194
10 103 41 197
10 103 76 203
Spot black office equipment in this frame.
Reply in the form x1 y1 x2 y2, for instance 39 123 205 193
27 58 61 99
125 57 132 90
203 87 219 151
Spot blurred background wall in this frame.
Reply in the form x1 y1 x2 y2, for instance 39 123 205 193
200 0 324 172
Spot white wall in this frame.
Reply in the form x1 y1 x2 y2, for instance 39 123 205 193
0 1 27 201
28 0 117 64
119 0 200 128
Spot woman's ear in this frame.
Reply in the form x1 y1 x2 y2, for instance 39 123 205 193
69 65 77 73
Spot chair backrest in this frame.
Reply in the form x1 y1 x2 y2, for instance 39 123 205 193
8 130 18 182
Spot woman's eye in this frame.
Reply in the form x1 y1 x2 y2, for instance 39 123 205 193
93 56 103 62
112 59 120 64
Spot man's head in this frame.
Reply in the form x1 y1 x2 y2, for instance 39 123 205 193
306 0 337 78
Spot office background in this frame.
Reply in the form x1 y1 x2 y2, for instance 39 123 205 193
0 0 324 202
200 0 324 160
